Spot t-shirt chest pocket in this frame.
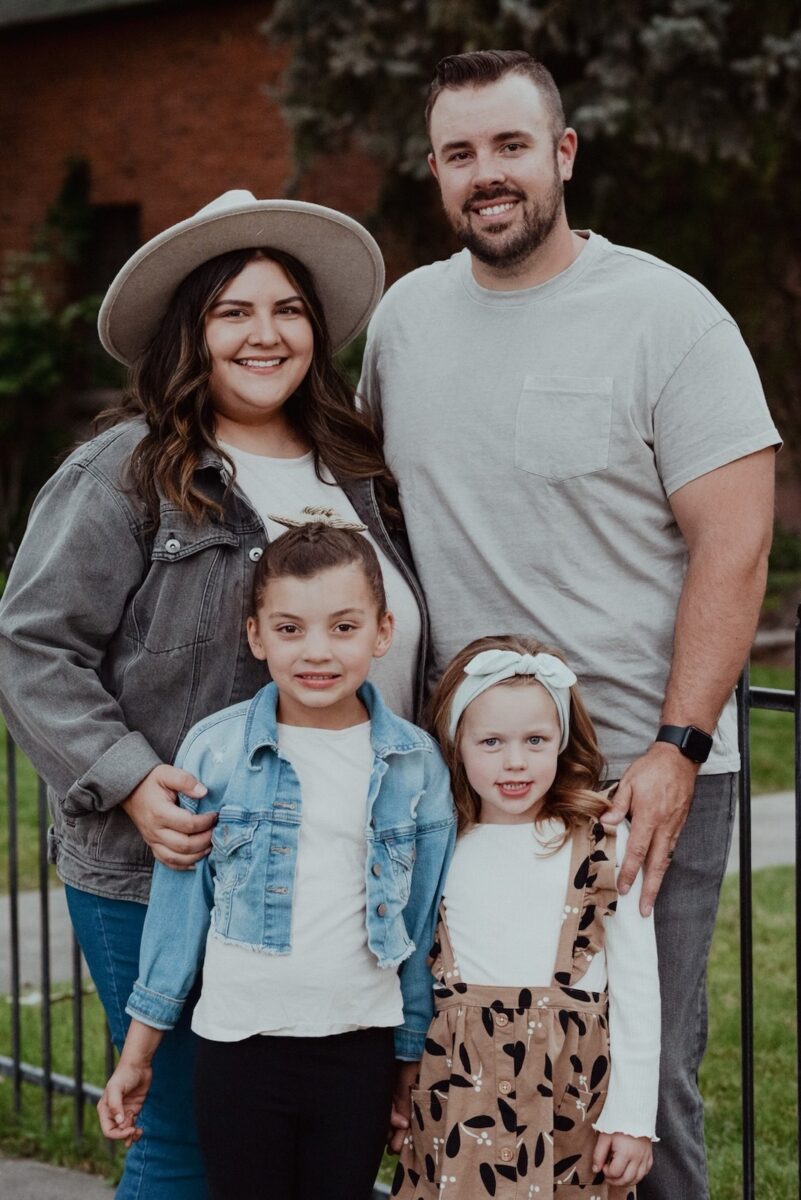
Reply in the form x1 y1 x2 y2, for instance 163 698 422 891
515 375 614 482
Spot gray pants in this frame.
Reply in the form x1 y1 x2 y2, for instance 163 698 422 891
636 772 738 1200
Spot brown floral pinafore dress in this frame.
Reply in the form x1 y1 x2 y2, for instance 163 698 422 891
392 819 636 1200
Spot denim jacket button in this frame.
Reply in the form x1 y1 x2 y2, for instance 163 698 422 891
164 538 181 554
248 547 263 562
376 903 387 917
372 863 381 877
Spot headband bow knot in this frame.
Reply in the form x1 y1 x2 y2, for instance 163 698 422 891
448 649 577 749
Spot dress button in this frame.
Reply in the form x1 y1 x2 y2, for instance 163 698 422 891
495 1012 509 1027
498 1080 512 1095
164 538 181 553
248 547 263 562
500 1148 514 1162
372 863 381 877
377 903 387 917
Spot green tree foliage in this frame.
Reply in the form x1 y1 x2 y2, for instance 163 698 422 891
0 269 97 559
265 0 801 452
0 161 108 559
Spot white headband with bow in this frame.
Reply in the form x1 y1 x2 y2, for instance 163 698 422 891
447 649 577 750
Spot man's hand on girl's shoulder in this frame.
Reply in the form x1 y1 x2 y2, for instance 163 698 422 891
601 743 698 915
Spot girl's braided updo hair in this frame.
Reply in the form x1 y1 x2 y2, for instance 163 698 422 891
249 519 387 617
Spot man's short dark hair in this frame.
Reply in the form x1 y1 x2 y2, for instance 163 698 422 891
425 50 565 145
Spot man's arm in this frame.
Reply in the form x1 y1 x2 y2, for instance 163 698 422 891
608 446 775 914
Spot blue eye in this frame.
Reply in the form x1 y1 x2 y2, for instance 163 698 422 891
482 737 499 747
528 736 542 745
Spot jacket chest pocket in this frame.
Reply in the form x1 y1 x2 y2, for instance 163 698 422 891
130 520 239 654
515 375 613 482
211 807 258 894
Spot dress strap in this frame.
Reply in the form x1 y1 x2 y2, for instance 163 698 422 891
551 817 618 989
429 902 463 986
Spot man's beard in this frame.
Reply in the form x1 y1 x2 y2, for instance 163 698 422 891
451 165 564 270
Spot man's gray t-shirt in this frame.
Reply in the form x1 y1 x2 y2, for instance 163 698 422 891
360 232 780 777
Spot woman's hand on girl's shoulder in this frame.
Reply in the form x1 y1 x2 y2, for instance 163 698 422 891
122 764 216 869
592 1131 653 1186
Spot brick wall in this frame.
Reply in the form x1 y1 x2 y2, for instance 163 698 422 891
0 1 380 261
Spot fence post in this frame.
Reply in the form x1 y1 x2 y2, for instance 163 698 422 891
37 776 53 1128
6 729 22 1115
736 669 755 1200
794 605 801 1166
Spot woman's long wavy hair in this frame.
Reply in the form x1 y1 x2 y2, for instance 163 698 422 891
100 246 399 528
430 634 608 839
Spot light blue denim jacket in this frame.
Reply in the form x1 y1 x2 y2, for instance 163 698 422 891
127 681 456 1060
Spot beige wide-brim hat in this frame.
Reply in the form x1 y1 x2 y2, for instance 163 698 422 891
97 190 385 365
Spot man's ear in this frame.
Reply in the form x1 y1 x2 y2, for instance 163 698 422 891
427 150 439 182
557 127 578 183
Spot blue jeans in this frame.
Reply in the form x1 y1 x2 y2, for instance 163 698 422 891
65 885 209 1200
637 772 737 1200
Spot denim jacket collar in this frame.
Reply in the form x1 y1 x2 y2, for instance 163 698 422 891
243 681 431 764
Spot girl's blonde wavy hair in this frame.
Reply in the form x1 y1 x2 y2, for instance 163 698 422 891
430 634 608 838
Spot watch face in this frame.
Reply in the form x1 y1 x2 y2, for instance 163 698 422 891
682 726 712 762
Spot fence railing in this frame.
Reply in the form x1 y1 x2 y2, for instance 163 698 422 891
3 636 801 1199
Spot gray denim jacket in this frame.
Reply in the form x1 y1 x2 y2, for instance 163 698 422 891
0 419 429 902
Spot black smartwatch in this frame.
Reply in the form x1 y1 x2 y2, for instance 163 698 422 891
655 724 713 764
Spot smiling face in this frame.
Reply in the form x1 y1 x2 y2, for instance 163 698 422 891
204 256 314 445
246 561 394 729
458 680 561 824
427 73 576 275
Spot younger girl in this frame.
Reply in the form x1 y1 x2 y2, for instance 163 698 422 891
392 635 659 1200
97 513 455 1200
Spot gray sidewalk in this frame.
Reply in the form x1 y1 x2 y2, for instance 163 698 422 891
0 1154 113 1198
726 789 796 874
0 792 795 1198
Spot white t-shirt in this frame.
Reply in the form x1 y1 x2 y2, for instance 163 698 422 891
360 233 781 774
191 721 403 1040
221 442 421 721
443 820 660 1139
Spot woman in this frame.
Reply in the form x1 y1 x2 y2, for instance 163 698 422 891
0 191 427 1198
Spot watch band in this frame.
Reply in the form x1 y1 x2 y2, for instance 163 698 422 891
656 724 713 764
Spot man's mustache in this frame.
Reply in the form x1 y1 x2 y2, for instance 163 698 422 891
462 186 526 213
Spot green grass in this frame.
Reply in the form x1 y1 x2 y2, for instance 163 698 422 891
702 866 798 1199
1 869 796 1194
749 665 795 794
0 715 44 895
0 984 119 1184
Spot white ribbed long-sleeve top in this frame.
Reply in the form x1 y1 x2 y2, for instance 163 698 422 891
443 819 660 1139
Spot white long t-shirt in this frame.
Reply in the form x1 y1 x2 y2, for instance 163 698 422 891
191 721 403 1041
443 819 660 1139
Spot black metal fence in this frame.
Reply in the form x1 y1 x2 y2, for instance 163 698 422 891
2 648 800 1198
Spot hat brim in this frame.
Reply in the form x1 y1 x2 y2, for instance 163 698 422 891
97 199 385 365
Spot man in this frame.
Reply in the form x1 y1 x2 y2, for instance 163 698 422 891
361 50 779 1199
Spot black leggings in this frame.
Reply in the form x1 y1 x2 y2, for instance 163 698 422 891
193 1026 396 1200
